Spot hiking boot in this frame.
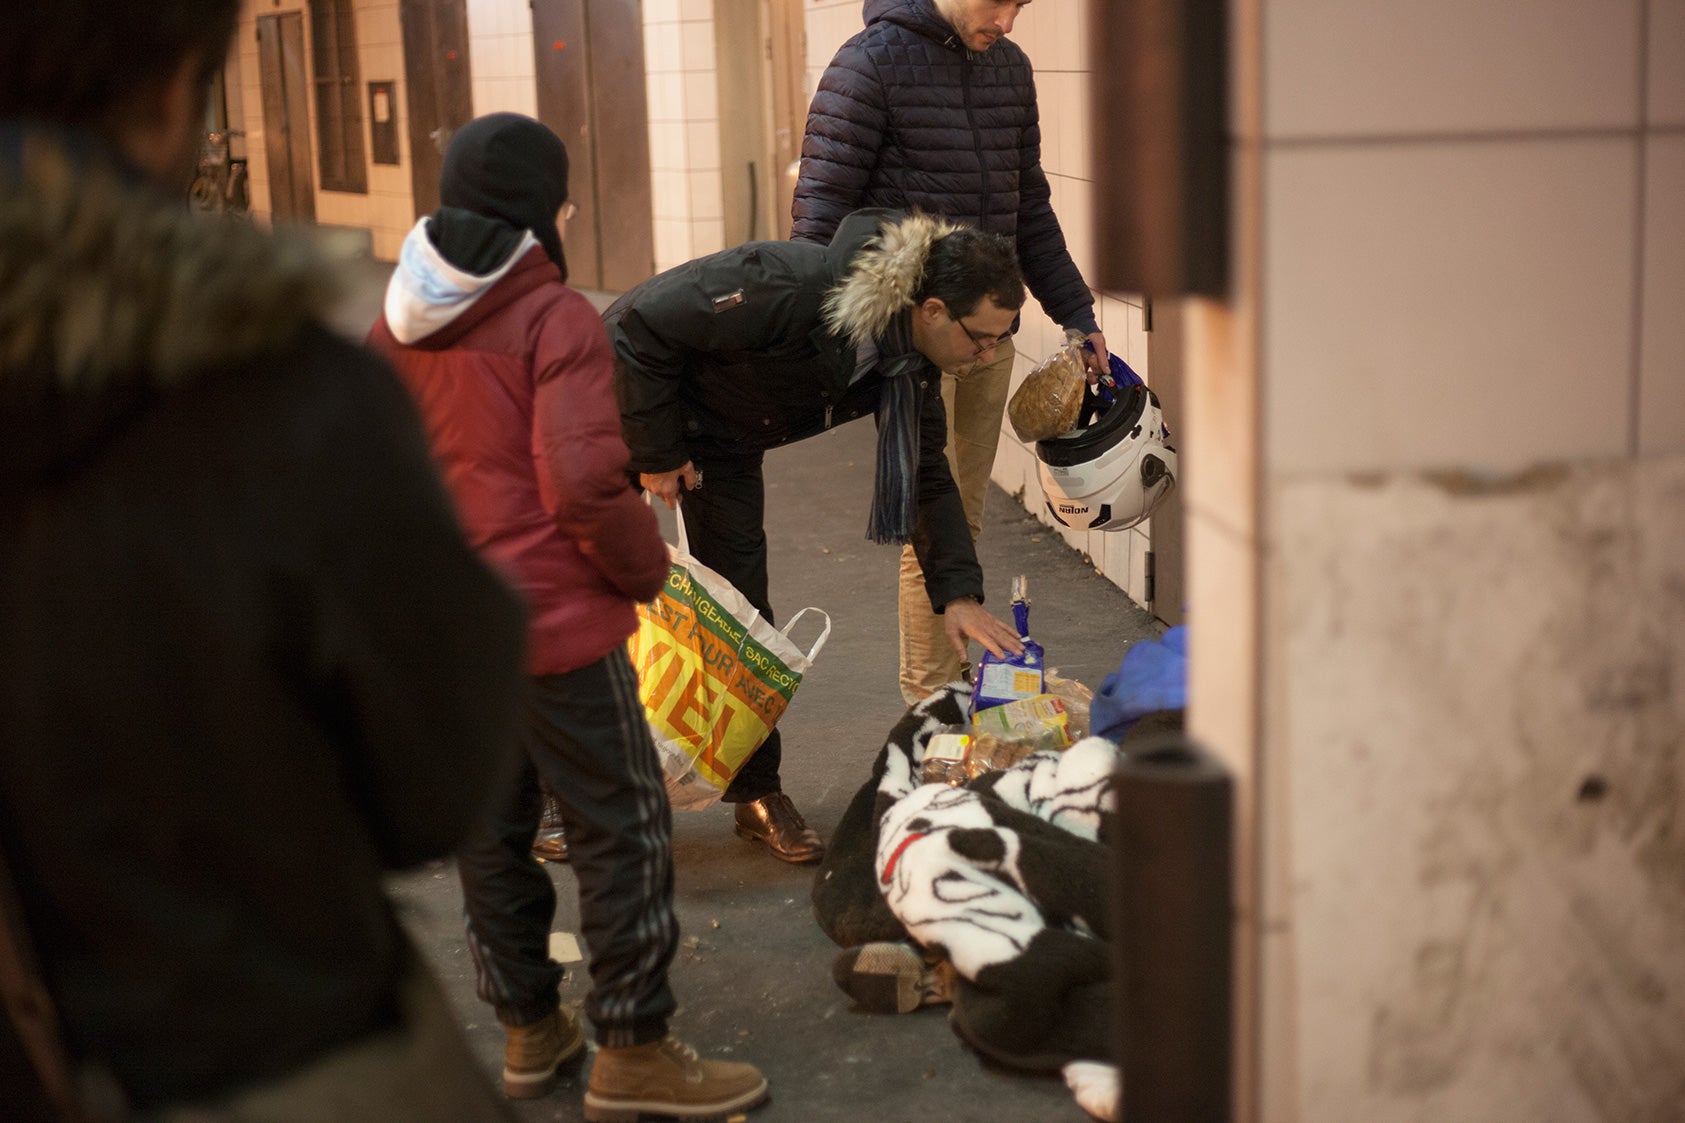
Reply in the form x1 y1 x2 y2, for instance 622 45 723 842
584 1036 767 1122
732 792 823 864
502 1004 586 1099
833 941 956 1013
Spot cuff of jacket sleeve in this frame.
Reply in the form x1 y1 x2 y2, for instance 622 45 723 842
1061 308 1101 337
927 584 985 614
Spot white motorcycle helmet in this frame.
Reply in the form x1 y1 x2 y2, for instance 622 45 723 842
1035 371 1176 533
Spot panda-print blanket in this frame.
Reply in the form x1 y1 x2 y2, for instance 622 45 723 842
812 683 1120 954
815 688 1124 1035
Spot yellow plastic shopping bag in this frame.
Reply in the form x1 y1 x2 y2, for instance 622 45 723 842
627 520 830 810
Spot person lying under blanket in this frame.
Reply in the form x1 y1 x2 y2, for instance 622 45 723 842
812 684 1183 1123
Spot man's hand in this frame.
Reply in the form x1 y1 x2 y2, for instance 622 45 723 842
640 462 700 510
943 597 1025 664
1079 330 1111 387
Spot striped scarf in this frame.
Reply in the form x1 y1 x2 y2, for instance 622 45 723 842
866 310 925 545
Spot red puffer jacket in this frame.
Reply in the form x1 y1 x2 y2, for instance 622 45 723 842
369 234 668 675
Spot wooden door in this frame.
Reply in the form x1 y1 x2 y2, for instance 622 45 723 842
766 0 807 240
256 13 315 223
400 0 473 220
532 0 654 292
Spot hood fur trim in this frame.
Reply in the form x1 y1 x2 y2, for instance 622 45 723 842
821 211 962 349
0 138 343 394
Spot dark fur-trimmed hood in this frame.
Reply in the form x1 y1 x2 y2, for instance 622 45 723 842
0 131 343 489
0 136 341 393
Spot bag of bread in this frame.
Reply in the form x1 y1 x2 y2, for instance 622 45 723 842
1007 342 1087 441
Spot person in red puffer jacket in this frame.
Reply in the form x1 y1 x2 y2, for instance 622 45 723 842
367 114 768 1122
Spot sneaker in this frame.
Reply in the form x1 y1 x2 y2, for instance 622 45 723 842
584 1036 767 1122
833 941 956 1014
502 1004 586 1099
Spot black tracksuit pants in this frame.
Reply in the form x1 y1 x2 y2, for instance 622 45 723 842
678 449 783 802
456 648 677 1047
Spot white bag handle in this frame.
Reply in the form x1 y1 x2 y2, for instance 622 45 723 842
779 607 832 664
673 497 692 558
657 491 830 664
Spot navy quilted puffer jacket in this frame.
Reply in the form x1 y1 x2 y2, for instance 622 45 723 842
792 0 1097 335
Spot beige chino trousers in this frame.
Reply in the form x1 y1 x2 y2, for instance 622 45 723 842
897 335 1017 705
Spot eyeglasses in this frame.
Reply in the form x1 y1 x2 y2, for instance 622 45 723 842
950 313 1004 356
559 200 578 222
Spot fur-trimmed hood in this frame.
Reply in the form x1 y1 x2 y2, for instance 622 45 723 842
821 210 962 350
0 129 343 489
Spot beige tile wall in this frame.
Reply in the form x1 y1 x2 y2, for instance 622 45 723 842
1653 0 1685 125
234 4 272 220
645 0 724 270
1640 135 1685 454
1263 137 1637 474
1265 1 1641 138
467 0 538 120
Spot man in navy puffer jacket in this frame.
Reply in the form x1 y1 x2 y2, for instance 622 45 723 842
794 0 1111 706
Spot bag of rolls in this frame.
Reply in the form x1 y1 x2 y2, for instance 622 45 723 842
1006 341 1087 441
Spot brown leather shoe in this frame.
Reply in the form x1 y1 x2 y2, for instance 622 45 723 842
532 791 569 862
531 829 569 863
732 792 824 864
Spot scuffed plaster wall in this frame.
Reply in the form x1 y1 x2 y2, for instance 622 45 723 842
1274 458 1685 1122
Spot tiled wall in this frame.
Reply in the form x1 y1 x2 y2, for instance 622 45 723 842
1232 1 1685 1117
467 0 538 119
804 0 1157 606
232 4 270 219
644 0 725 270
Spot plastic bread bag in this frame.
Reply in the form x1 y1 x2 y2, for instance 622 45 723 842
1006 341 1087 442
1044 671 1094 740
921 724 1060 786
962 731 1056 781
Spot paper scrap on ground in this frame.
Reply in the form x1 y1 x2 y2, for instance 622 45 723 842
548 931 583 963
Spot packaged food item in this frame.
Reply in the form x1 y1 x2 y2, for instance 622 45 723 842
921 723 1064 786
1044 671 1094 740
972 576 1045 714
920 726 975 786
1007 342 1087 441
972 693 1071 748
961 732 1046 780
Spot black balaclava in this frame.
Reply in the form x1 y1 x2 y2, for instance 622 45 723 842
437 112 569 280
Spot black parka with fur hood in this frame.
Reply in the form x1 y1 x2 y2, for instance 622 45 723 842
0 129 526 1110
605 208 984 611
792 0 1098 337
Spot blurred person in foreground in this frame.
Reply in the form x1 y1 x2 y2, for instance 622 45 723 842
795 0 1111 705
0 3 528 1120
367 113 768 1122
605 207 1027 865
